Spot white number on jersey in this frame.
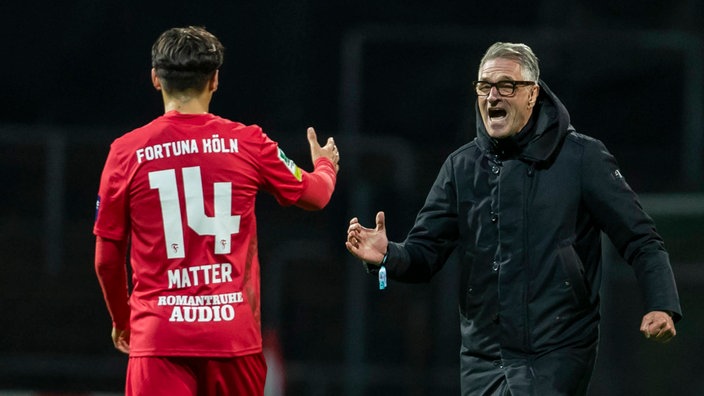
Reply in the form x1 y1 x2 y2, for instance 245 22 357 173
149 166 241 259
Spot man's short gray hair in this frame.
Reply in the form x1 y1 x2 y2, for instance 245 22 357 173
478 42 540 82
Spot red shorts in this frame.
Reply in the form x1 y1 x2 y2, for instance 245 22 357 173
125 353 267 396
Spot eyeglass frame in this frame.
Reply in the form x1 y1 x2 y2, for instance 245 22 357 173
472 80 536 97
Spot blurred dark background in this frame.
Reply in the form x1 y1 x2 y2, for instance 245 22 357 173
1 1 703 395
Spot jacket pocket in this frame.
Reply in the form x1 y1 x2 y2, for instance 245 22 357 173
460 250 475 316
557 245 589 308
461 198 494 249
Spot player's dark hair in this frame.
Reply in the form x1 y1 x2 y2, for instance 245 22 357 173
151 26 224 94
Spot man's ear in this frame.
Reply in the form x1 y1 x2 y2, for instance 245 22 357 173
151 68 162 91
528 85 540 107
210 70 219 93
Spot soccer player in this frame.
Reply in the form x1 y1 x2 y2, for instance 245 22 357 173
94 26 339 395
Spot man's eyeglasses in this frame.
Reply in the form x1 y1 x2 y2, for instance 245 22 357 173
472 80 535 97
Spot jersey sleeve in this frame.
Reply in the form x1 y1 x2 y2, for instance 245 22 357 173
93 141 130 241
256 133 337 209
256 132 313 206
94 236 130 329
296 157 337 210
93 140 131 329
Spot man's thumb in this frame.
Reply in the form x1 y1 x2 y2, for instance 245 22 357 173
307 127 318 147
376 211 385 231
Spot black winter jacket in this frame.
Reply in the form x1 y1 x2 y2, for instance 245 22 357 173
383 81 682 395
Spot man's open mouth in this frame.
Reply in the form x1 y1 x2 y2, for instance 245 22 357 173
488 108 507 120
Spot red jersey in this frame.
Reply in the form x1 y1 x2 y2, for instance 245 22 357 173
94 111 332 357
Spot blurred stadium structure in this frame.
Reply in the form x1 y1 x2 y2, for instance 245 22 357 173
1 4 703 395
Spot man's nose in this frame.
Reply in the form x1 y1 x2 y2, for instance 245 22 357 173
487 86 502 100
486 86 502 102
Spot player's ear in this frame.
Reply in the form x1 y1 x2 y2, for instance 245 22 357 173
210 70 219 93
151 68 162 91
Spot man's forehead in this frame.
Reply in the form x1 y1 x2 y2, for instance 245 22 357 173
479 58 523 77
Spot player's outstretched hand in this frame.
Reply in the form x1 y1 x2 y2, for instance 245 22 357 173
346 211 388 266
307 127 339 173
640 311 676 343
112 327 131 354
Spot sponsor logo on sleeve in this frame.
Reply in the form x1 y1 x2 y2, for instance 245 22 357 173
278 148 302 181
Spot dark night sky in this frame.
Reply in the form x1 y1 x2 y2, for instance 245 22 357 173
4 1 702 134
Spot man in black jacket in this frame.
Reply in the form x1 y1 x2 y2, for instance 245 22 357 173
345 42 681 395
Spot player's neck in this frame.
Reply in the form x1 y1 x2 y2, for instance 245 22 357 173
162 91 212 115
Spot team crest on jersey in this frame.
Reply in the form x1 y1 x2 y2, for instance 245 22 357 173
278 148 302 181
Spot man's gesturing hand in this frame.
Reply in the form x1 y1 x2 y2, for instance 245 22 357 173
346 211 389 266
640 310 676 343
307 127 339 173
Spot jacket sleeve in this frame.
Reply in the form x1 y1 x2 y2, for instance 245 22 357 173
384 158 459 283
581 139 682 322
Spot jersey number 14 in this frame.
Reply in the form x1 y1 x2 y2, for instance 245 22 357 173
149 166 241 259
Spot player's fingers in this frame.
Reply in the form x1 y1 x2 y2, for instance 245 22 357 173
117 344 130 354
307 127 319 148
320 136 335 151
333 142 340 161
114 336 130 354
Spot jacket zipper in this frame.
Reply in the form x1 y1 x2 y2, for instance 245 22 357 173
523 162 536 351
